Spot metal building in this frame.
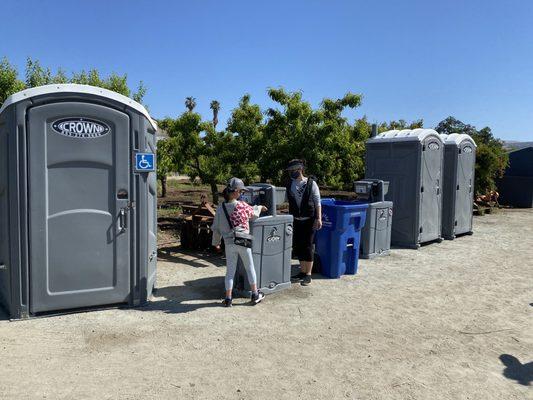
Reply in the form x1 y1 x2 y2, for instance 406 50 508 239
365 129 444 248
440 134 476 239
0 84 158 319
497 147 533 208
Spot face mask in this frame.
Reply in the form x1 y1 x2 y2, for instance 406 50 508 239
290 170 301 179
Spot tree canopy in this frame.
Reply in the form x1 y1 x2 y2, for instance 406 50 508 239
0 57 146 104
435 116 508 195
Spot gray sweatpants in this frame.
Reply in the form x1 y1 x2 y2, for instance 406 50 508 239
224 244 257 291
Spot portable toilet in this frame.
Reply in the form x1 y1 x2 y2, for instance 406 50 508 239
365 129 444 248
0 84 158 319
440 134 476 239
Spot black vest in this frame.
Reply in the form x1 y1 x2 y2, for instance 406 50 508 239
286 178 316 219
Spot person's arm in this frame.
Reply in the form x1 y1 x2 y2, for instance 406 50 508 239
312 181 322 230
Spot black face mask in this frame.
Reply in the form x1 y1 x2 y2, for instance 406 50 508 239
290 170 301 179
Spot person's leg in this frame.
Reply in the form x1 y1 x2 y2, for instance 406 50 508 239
237 245 264 304
291 220 307 280
300 219 315 285
224 244 239 301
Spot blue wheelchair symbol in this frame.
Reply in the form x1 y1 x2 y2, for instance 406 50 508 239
135 153 155 172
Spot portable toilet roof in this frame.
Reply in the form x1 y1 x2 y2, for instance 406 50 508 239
440 133 477 147
0 83 157 130
369 128 443 143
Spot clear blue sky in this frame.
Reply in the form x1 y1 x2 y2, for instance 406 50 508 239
1 0 532 141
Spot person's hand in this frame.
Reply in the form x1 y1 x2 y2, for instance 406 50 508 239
213 245 222 253
261 205 268 213
313 219 323 230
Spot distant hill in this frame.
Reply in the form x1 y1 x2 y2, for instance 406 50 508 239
503 141 533 151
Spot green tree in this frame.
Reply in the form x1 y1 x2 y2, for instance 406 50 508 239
226 94 263 183
185 97 196 112
0 57 25 104
261 88 364 188
378 118 424 132
435 116 508 195
156 137 179 198
161 106 232 203
0 57 146 104
210 100 220 129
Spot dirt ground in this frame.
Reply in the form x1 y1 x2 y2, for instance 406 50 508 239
1 209 532 400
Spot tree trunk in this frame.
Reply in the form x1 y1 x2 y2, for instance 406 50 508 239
210 181 219 204
160 176 167 198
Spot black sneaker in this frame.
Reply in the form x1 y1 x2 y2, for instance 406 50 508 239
301 275 312 286
291 271 306 282
222 298 233 307
251 291 265 305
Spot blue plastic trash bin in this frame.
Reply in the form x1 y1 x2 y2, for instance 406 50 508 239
315 199 368 278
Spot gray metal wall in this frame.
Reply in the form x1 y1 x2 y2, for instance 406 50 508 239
0 91 156 318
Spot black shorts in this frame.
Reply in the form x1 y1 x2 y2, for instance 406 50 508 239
293 218 315 262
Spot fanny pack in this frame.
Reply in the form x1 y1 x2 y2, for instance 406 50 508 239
222 203 253 248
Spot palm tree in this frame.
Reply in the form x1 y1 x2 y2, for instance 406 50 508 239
185 97 196 112
210 100 220 129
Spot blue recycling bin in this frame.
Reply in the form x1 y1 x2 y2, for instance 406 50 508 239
315 199 368 278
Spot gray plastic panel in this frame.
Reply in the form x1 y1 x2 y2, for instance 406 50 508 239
0 111 10 311
442 139 475 239
28 102 131 313
360 201 393 259
419 137 443 243
366 141 421 246
235 214 293 295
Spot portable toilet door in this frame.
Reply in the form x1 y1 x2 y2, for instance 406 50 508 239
418 130 445 243
441 134 476 239
0 84 158 318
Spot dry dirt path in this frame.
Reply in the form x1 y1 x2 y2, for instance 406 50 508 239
1 209 532 399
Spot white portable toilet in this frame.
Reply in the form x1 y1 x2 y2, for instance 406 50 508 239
0 84 158 319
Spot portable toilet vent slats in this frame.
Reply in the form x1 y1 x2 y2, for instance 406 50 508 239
365 129 444 248
440 133 477 239
0 84 157 319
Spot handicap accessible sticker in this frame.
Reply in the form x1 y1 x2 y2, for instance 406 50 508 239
135 153 155 172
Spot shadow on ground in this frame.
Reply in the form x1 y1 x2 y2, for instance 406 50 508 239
142 276 224 314
158 245 225 268
500 354 533 386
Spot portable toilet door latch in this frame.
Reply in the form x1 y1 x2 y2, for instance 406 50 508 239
118 202 135 233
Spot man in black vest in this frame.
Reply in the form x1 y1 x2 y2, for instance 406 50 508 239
286 159 322 286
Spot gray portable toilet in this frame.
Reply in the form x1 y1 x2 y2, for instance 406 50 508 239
234 184 293 295
365 129 444 248
0 84 158 319
440 134 476 239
